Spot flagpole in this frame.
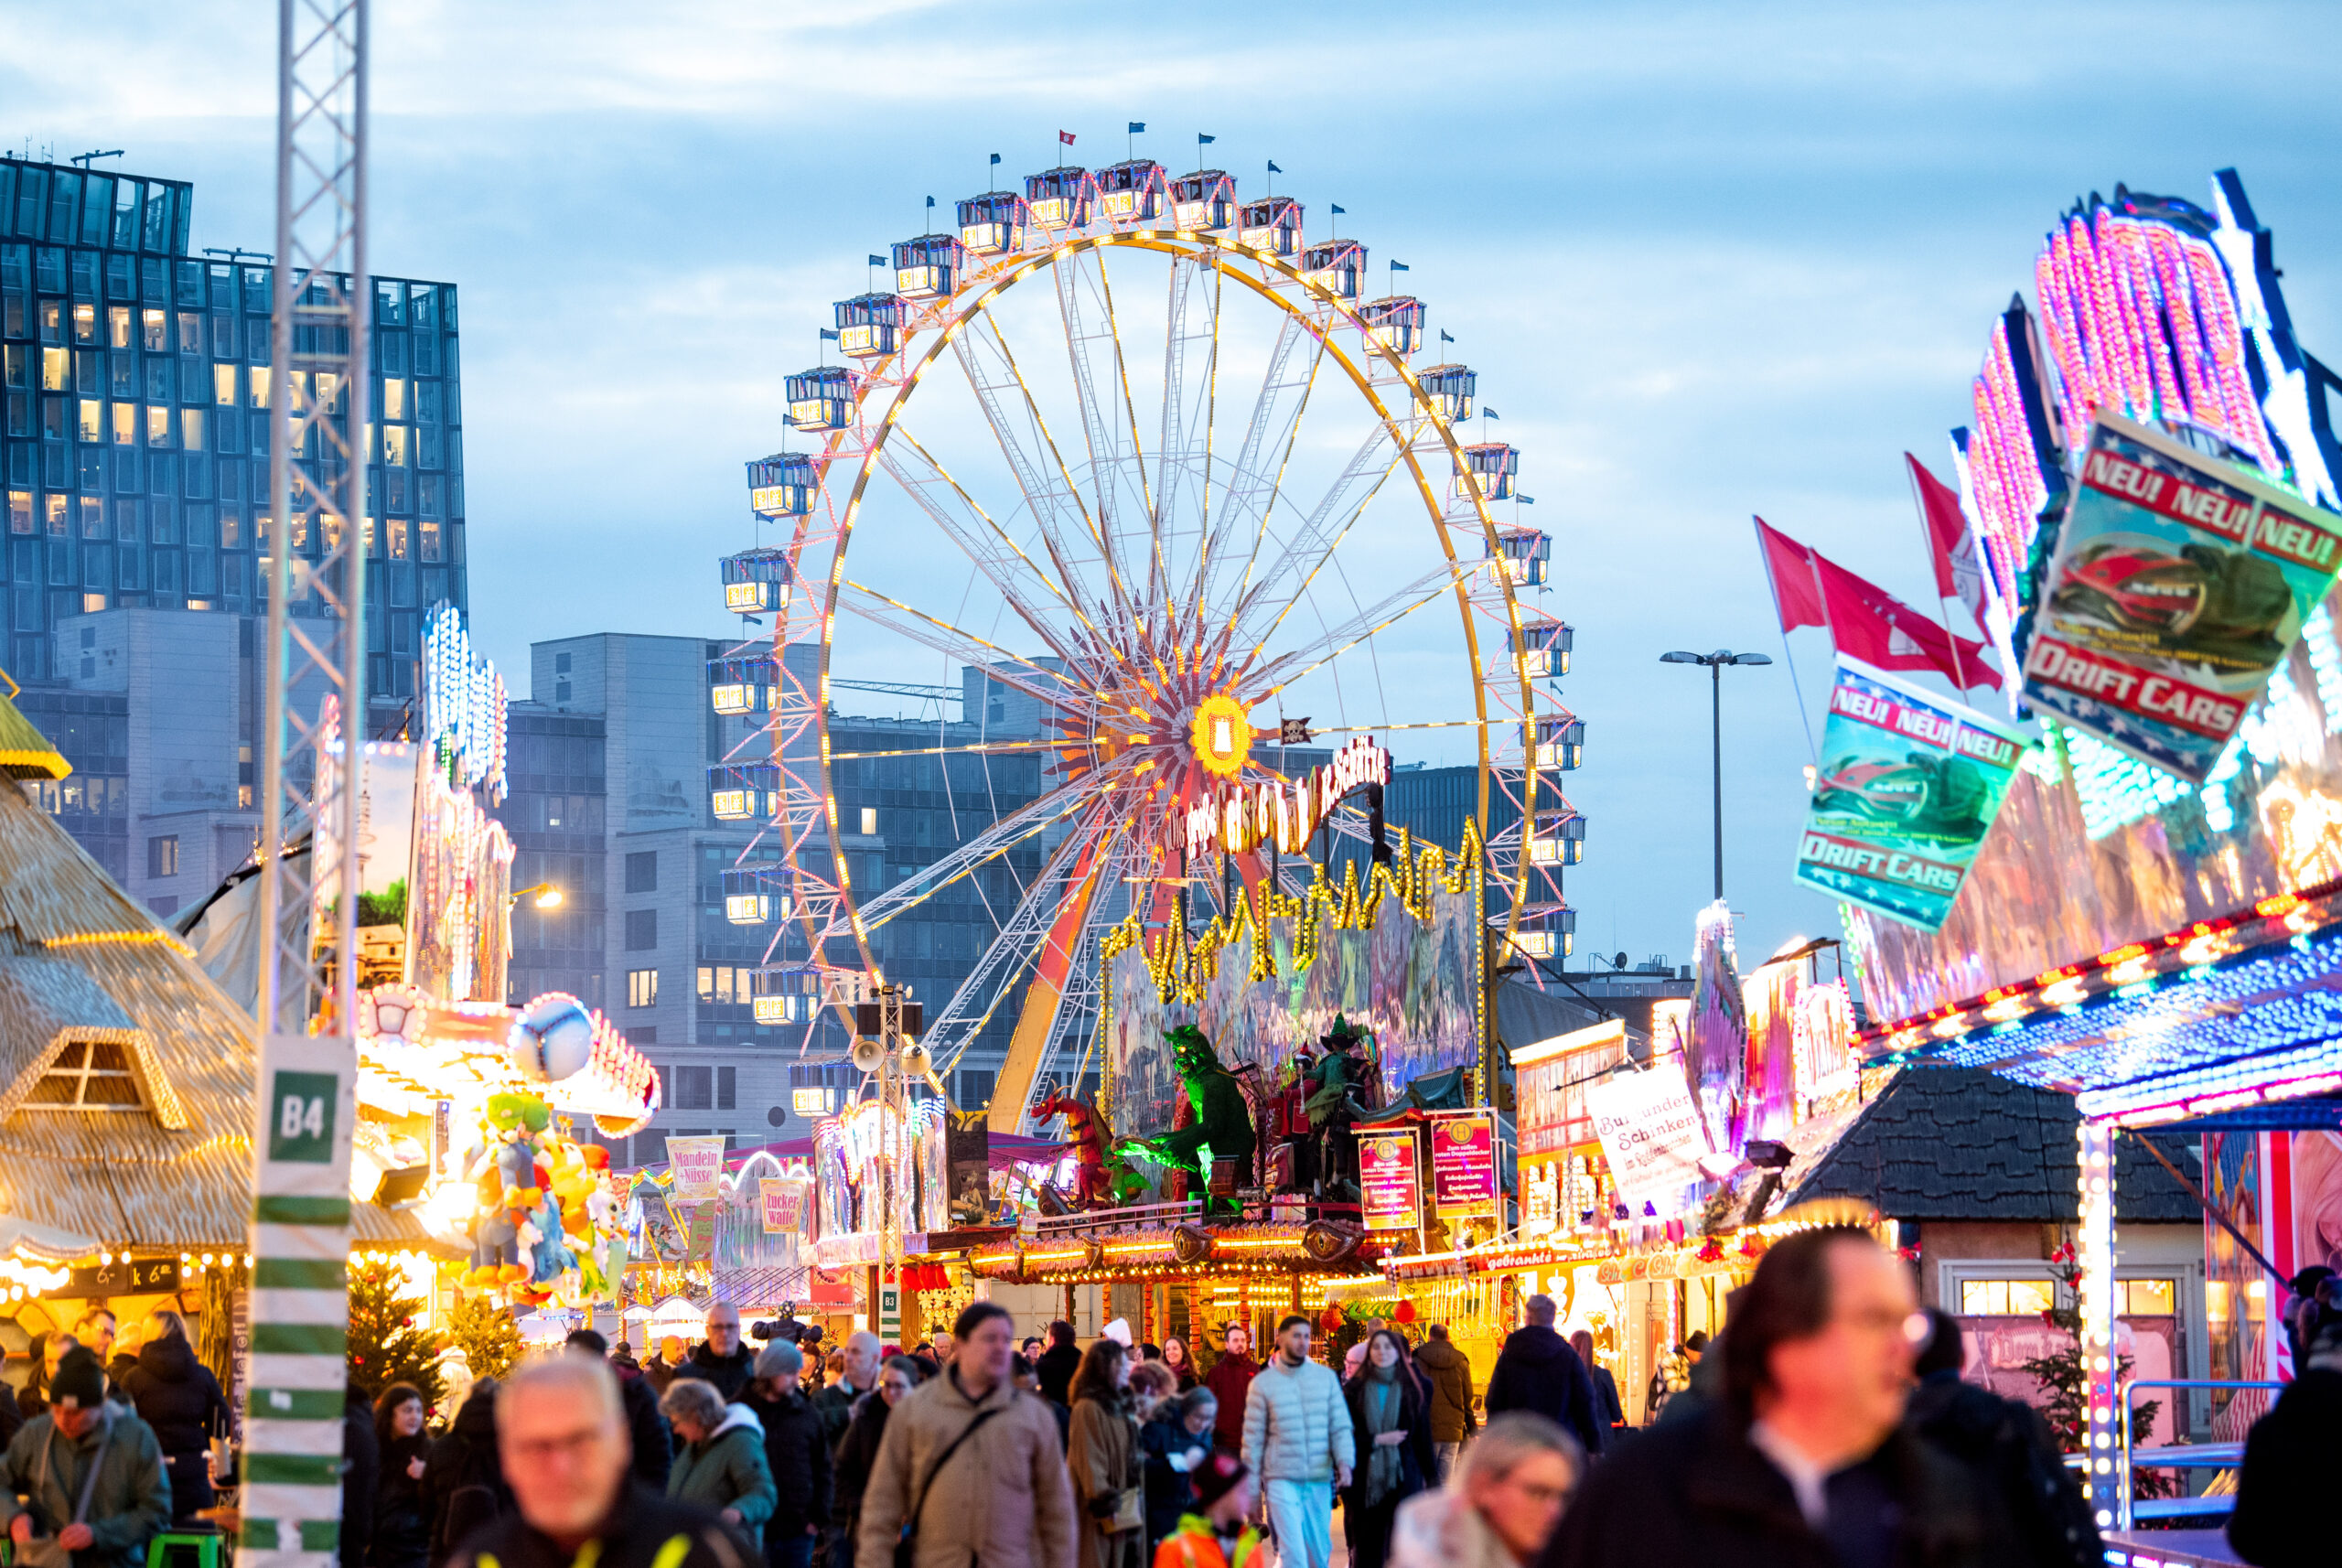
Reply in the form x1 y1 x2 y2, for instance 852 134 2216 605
1907 462 1971 693
1753 517 1821 765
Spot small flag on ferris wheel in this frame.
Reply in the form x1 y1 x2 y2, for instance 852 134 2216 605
1390 260 1409 272
1198 133 1216 145
1129 122 1145 134
820 328 839 341
1440 329 1455 343
1059 130 1076 146
867 254 886 267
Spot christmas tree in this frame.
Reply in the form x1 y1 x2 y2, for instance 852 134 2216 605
445 1293 523 1383
347 1255 446 1405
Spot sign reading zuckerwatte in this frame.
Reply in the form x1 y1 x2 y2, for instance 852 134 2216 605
1587 1069 1710 1213
1794 656 2033 930
2024 413 2342 781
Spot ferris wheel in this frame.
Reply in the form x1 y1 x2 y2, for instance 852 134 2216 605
708 155 1585 1131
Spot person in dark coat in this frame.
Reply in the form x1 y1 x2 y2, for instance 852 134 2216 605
1036 1320 1083 1406
1198 1324 1259 1457
1343 1331 1435 1568
832 1356 918 1563
373 1382 434 1568
566 1331 671 1491
671 1306 757 1404
1413 1326 1477 1482
2227 1312 2342 1568
739 1342 831 1568
1905 1309 2099 1568
342 1383 381 1568
1541 1229 1993 1568
1137 1386 1216 1549
121 1310 231 1524
16 1333 55 1421
423 1378 510 1565
1484 1295 1604 1455
1568 1330 1624 1436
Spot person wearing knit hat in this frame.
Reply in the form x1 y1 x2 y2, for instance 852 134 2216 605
743 1337 830 1568
1150 1453 1261 1568
0 1347 173 1568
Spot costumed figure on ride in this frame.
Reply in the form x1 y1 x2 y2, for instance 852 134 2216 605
1029 1081 1148 1209
1301 1015 1380 1200
1117 1024 1259 1217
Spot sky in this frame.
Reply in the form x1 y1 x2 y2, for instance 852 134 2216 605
6 0 2341 972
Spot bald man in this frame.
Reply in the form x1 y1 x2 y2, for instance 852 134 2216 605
446 1358 747 1568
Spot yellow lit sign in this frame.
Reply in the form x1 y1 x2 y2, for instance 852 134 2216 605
1188 693 1253 779
791 1087 833 1116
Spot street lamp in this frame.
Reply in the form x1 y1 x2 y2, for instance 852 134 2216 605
1659 650 1772 901
510 882 564 909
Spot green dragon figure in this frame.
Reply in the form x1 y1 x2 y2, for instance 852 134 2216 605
1118 1024 1259 1214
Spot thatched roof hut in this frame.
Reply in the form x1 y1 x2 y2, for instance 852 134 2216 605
0 688 435 1259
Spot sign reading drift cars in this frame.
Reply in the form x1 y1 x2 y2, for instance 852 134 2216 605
2024 413 2342 781
1794 656 2034 930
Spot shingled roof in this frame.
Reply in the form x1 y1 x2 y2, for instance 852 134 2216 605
1786 1065 2198 1223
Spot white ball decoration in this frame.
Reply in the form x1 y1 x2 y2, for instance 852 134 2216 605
509 993 597 1082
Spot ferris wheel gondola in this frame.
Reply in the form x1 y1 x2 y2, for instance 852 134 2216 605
710 148 1585 1132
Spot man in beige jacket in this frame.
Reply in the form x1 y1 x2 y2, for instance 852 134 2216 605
855 1302 1075 1568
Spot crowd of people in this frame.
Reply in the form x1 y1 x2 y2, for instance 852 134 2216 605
5 1231 2335 1568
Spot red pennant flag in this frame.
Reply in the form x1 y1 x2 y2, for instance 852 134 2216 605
1755 517 1998 691
1058 130 1077 146
1812 550 2000 691
1907 453 1990 632
1754 518 1827 631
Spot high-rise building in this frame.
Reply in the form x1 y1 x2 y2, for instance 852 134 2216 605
1 154 466 701
498 634 1042 1161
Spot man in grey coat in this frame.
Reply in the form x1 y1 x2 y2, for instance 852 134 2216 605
1241 1316 1352 1568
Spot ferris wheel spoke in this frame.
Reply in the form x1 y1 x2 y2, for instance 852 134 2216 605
1193 311 1327 618
836 580 1103 721
1224 420 1414 652
1054 247 1162 604
1153 253 1221 586
951 305 1140 622
877 429 1095 658
1244 560 1469 700
923 800 1123 1069
836 764 1127 940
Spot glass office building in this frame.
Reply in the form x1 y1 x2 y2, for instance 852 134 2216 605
0 155 466 699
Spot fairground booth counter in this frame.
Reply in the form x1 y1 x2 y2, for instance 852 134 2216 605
1370 910 1876 1418
1798 168 2342 1568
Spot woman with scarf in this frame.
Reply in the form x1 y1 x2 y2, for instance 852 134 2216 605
1068 1338 1144 1568
1158 1337 1198 1394
1340 1329 1434 1568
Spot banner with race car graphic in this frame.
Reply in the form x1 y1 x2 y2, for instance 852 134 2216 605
1794 657 2034 930
2022 413 2342 781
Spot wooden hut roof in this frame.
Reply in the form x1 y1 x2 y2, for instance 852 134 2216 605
0 684 69 781
0 721 436 1255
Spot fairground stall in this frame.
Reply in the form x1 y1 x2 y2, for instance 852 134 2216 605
1821 169 2342 1568
1373 908 1875 1416
0 680 453 1406
931 823 1497 1360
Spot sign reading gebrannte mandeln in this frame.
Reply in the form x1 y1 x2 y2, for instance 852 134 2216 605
2024 413 2342 781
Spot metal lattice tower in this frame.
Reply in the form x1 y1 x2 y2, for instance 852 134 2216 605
243 1 368 1563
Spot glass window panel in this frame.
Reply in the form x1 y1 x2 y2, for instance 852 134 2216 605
48 171 80 244
40 348 65 390
75 350 99 392
177 310 201 353
213 363 235 405
113 181 140 247
180 407 203 452
107 306 130 349
78 400 100 444
80 496 103 538
77 176 111 245
248 366 270 410
6 492 27 534
111 403 134 445
382 425 407 467
38 300 59 344
44 495 67 534
380 377 405 421
416 380 441 425
70 303 96 344
3 348 19 387
144 357 171 402
109 353 132 398
140 309 166 351
144 190 168 252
